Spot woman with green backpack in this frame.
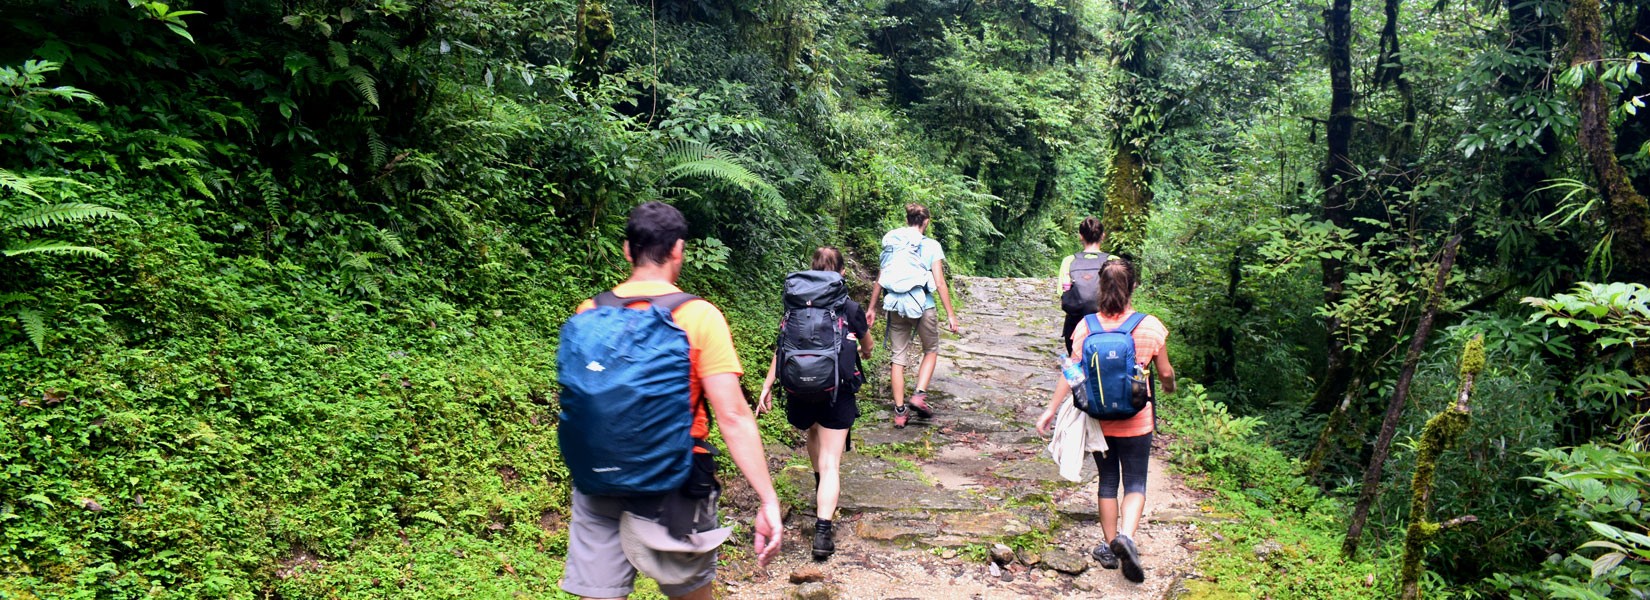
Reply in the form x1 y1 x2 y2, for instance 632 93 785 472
1035 255 1177 584
756 247 873 562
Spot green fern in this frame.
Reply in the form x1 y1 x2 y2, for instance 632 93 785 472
345 67 380 108
0 169 85 201
328 41 350 68
659 140 784 209
1 202 131 230
378 228 406 257
2 239 111 259
254 171 286 221
366 130 389 169
16 308 44 353
411 510 447 526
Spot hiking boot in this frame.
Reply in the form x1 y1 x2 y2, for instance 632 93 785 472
908 391 933 418
812 521 835 561
1091 542 1120 569
1110 535 1144 583
893 405 909 429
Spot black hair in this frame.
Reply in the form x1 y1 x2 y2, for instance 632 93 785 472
626 201 688 266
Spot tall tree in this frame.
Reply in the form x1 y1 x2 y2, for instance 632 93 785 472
1103 0 1163 251
1569 0 1650 284
1308 0 1358 415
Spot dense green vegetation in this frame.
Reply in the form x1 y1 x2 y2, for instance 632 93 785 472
1 0 1647 598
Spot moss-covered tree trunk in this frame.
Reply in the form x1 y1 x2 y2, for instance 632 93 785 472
1102 0 1160 253
572 0 616 89
1569 0 1650 284
1397 335 1485 600
1104 138 1150 252
1620 5 1650 201
1343 233 1463 558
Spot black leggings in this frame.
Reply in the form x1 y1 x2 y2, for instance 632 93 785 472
1061 312 1085 354
1095 432 1152 498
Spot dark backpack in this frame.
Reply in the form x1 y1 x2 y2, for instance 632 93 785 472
1079 312 1152 420
777 270 850 404
556 292 700 496
1061 252 1110 315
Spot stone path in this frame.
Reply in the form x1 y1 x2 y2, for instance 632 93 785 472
722 277 1210 599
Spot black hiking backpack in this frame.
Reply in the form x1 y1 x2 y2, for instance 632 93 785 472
778 270 851 404
1061 252 1111 315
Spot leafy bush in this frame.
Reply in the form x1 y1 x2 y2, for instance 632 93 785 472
1486 439 1650 599
1166 381 1391 598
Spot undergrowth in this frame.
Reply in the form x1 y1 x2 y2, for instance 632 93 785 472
1164 383 1401 599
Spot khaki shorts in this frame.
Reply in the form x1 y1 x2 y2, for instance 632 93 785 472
885 308 939 369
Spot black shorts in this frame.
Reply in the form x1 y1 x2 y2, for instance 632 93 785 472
785 392 859 431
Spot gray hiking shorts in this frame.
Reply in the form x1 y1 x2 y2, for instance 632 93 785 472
560 490 725 598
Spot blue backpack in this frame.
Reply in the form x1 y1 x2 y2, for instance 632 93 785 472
1079 312 1152 420
557 291 700 496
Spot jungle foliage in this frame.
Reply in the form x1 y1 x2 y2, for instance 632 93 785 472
1 0 1648 598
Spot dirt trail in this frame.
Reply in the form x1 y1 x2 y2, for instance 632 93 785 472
722 277 1210 599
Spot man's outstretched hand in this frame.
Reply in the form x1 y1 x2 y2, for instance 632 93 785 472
753 499 783 566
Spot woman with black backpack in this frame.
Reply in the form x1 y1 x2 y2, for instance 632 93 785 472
756 247 873 562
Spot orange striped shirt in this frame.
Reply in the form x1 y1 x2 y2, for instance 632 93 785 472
1067 311 1168 437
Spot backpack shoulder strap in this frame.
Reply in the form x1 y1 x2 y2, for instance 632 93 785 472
650 292 701 313
1083 314 1102 338
1117 312 1148 334
592 291 701 312
592 291 626 308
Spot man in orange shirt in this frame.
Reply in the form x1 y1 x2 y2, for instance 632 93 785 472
559 202 782 600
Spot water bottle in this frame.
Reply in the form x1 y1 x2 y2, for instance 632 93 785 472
1058 353 1090 411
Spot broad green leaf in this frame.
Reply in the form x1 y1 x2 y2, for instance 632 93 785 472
1590 552 1625 579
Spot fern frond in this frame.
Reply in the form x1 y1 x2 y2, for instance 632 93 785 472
0 169 86 201
340 251 388 271
379 228 406 256
0 293 34 306
134 132 206 155
17 308 44 353
663 157 784 206
659 140 784 207
366 130 388 169
253 171 286 221
328 41 350 68
3 240 110 259
201 110 229 134
345 67 380 108
1 203 130 231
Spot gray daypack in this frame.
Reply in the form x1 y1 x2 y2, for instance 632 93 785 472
1061 252 1110 315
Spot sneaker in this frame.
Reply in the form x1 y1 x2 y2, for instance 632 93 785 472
893 405 909 429
1091 542 1120 569
908 391 933 418
1110 535 1144 583
812 522 835 561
